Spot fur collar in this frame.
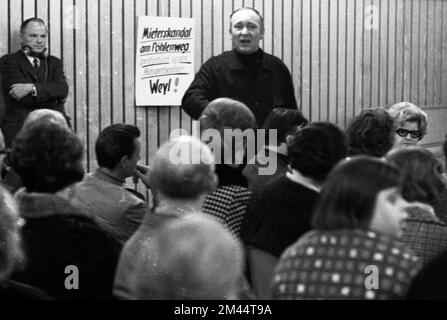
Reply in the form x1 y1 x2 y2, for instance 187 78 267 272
15 189 89 219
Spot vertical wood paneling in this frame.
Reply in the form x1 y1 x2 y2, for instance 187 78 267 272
1 0 447 173
74 0 88 167
0 0 9 56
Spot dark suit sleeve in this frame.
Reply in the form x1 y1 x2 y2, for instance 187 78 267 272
281 62 298 109
34 57 69 104
2 55 68 108
181 58 218 120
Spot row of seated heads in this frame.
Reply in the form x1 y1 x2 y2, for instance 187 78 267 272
0 98 443 299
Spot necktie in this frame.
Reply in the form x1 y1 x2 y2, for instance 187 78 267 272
33 58 42 82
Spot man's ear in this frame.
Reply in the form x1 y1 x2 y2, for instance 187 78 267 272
119 155 129 169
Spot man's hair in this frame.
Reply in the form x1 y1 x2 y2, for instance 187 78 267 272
387 147 445 206
150 136 217 199
95 124 141 170
20 17 46 34
347 108 395 157
262 108 308 145
313 156 402 230
133 214 244 300
200 98 256 133
11 122 84 193
230 7 265 34
287 122 348 182
386 102 428 140
22 109 69 130
0 185 24 280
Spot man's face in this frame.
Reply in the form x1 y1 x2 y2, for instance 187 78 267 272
20 21 47 54
230 9 264 55
124 138 141 178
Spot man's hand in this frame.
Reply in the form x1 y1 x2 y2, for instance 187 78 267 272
9 84 34 101
134 164 153 189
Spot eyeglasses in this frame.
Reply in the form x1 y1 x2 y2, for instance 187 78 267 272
395 129 422 140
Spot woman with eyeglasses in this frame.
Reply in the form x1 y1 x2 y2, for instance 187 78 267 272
386 102 428 149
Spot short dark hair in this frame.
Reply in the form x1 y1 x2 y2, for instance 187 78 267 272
347 108 395 157
287 122 348 182
11 122 84 193
95 124 141 170
20 18 46 34
386 147 445 206
262 108 308 145
313 156 402 230
230 7 264 33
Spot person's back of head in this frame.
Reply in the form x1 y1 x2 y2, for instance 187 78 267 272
22 109 69 131
11 122 84 193
386 147 445 206
313 156 403 233
199 98 256 133
95 124 141 171
150 135 218 199
0 184 25 280
261 108 308 146
133 214 244 300
287 122 348 183
347 108 395 157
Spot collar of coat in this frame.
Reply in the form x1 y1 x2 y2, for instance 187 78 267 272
15 188 89 219
229 49 271 71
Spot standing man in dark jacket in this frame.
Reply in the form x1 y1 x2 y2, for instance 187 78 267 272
0 17 69 146
181 7 297 127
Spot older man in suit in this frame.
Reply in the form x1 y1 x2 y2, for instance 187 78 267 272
0 18 68 147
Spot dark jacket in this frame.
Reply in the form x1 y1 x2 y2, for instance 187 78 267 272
0 51 69 146
181 49 297 126
11 191 121 300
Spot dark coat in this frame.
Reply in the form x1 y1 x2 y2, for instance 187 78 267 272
181 49 297 126
11 191 121 300
0 51 69 146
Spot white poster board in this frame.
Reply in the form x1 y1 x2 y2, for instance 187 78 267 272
135 16 195 106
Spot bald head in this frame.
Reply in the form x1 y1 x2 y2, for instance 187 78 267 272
150 136 217 199
133 214 244 300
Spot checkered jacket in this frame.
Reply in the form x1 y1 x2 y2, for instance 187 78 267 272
401 205 447 265
203 185 251 238
272 229 421 300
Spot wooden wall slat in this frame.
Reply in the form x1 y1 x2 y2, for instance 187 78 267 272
74 0 88 168
410 0 420 105
1 0 447 174
86 0 100 171
62 0 75 127
0 0 9 56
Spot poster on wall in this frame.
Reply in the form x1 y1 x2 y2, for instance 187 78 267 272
135 16 194 106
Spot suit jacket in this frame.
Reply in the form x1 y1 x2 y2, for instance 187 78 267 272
181 49 297 126
68 169 148 244
0 50 68 146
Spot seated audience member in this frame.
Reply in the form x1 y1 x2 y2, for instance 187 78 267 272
114 135 218 300
9 122 121 299
433 136 447 224
132 215 244 300
386 147 447 264
346 108 395 157
386 102 428 149
1 109 69 195
243 108 308 192
241 122 348 258
272 157 421 300
200 98 256 237
0 185 51 299
406 248 447 299
67 124 148 244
